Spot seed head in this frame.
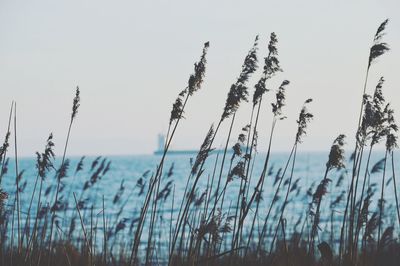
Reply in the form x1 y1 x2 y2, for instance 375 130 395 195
368 19 390 68
252 33 282 106
71 87 80 121
326 134 346 171
36 133 55 180
271 80 289 117
191 125 214 175
222 36 259 121
295 99 314 144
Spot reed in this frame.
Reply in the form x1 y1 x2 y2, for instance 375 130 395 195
0 101 13 186
341 19 390 264
169 36 259 265
308 134 345 254
236 33 282 254
12 103 21 254
47 87 80 266
243 79 288 255
269 99 313 256
130 42 209 265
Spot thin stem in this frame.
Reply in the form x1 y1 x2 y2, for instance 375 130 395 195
308 166 330 255
13 103 21 254
73 192 92 256
168 120 223 265
257 144 295 255
0 101 14 185
47 119 73 264
270 144 297 254
130 91 191 265
245 117 277 255
391 151 400 227
235 118 277 251
377 149 388 247
102 195 107 265
211 114 236 218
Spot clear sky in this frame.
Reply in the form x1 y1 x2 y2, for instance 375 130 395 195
0 0 399 156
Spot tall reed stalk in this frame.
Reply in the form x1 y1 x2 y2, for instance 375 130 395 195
256 146 295 255
24 134 55 259
130 42 209 265
339 19 390 264
308 134 345 254
390 151 400 226
234 33 282 253
377 106 398 246
243 81 288 255
13 103 22 254
169 37 259 265
351 78 391 255
270 99 313 253
209 36 259 221
47 87 80 265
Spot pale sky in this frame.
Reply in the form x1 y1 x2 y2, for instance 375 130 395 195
0 0 399 156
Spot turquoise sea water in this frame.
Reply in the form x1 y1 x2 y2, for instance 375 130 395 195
1 151 399 254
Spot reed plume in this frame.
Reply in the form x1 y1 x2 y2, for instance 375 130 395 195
272 80 289 117
252 32 282 106
0 133 10 176
169 42 209 125
191 125 214 175
71 87 80 120
221 36 258 121
295 99 314 144
309 134 346 254
36 134 56 179
74 156 85 175
368 19 390 69
0 189 7 212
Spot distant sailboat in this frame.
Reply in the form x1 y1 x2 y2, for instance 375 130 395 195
154 134 200 155
153 134 233 155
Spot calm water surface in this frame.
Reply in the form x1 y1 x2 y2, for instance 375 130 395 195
1 151 399 254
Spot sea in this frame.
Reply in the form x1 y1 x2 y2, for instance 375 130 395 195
1 150 399 255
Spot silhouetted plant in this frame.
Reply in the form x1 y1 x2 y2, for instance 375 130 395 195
221 36 258 121
309 134 346 254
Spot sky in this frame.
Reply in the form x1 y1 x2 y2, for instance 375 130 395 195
0 0 399 157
